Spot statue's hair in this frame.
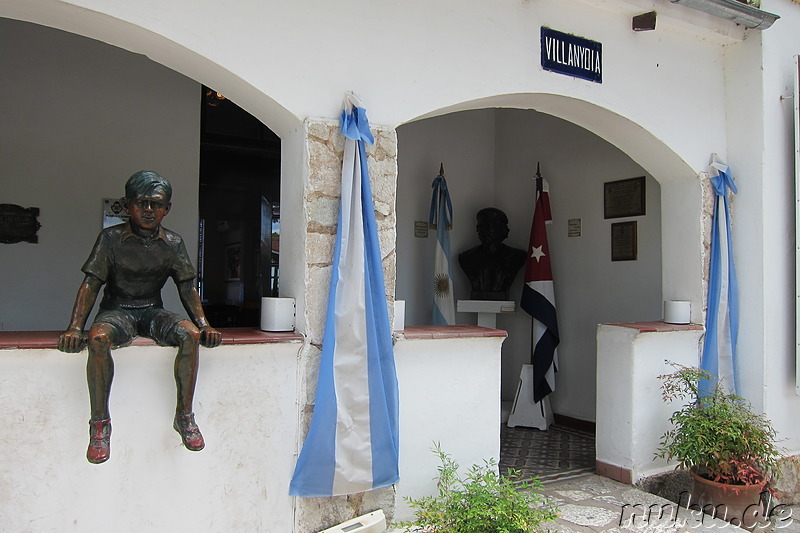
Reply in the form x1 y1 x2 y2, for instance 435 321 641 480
476 207 508 226
125 170 173 202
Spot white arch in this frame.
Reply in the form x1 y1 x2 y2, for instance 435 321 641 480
409 93 699 185
407 92 706 319
0 0 299 137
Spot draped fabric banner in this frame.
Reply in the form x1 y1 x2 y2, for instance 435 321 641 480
701 154 740 395
290 94 400 497
520 169 559 403
429 168 455 325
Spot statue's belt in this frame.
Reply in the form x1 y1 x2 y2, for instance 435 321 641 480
105 296 163 309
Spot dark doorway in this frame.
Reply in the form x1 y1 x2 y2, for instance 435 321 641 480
198 87 280 327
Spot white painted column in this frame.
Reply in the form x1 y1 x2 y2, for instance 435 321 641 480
596 322 704 484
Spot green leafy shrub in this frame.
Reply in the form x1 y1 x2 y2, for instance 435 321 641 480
655 363 781 486
398 443 558 533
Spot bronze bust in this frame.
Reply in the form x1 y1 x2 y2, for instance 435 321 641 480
58 170 222 464
458 207 526 300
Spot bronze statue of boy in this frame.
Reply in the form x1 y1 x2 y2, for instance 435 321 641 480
58 170 222 464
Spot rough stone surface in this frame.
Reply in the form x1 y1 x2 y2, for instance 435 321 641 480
635 469 692 505
306 195 340 231
305 264 332 344
559 503 620 527
699 171 722 317
303 118 397 343
295 486 396 533
295 118 399 533
305 232 335 266
541 473 748 532
775 455 800 504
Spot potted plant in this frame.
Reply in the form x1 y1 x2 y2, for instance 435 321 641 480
398 443 558 532
655 363 782 527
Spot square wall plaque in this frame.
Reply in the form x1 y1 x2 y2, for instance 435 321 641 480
611 221 637 261
604 176 645 219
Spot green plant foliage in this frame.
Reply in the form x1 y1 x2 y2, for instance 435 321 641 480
655 363 781 486
398 443 558 533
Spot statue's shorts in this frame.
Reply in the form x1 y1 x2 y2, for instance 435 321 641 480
93 307 186 348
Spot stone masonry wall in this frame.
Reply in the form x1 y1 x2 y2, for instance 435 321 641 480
294 118 398 533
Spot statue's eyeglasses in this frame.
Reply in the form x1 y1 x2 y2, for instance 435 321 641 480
132 199 167 210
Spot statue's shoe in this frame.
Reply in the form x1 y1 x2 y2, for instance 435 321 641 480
87 418 111 464
173 412 205 451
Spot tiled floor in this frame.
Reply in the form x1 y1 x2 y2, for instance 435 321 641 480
498 424 800 532
499 423 596 483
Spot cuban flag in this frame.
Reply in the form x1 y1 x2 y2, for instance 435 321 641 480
520 167 559 403
429 166 455 325
701 154 739 395
290 94 400 497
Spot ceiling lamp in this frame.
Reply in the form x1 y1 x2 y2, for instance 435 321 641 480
205 89 227 107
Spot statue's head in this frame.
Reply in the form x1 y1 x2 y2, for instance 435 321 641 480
475 207 510 245
124 170 173 204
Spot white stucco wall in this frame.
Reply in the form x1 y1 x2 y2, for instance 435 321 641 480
0 331 503 532
0 342 301 533
0 18 200 331
397 109 662 421
394 335 503 523
0 0 731 169
2 0 800 466
395 110 497 328
2 0 727 337
596 324 704 482
750 0 800 454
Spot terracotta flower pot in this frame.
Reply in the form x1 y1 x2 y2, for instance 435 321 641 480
689 469 768 529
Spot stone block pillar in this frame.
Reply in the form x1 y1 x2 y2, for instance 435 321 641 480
292 118 398 533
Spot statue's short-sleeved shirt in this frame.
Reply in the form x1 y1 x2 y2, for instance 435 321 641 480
82 222 196 310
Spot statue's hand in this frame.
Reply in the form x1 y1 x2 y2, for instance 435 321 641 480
58 328 87 353
199 326 222 348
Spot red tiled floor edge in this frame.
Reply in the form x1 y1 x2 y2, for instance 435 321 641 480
398 325 508 340
605 321 704 333
0 328 303 350
596 460 633 485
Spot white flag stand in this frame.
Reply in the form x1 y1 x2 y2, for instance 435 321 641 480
507 364 553 430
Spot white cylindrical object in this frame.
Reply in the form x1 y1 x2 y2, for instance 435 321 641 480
260 297 295 332
393 300 405 331
663 300 690 324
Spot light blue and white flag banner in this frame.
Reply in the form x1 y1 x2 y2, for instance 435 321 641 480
290 94 400 497
429 166 455 325
701 154 739 395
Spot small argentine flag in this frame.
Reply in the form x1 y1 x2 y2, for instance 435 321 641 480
701 154 739 395
290 94 400 497
430 165 455 325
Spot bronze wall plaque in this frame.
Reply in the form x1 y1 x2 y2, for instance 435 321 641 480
604 176 645 219
611 221 637 261
0 204 41 244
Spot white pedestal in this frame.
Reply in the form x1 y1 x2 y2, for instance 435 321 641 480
507 364 553 430
456 300 515 328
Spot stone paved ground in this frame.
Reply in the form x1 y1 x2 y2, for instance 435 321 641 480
538 474 800 533
388 473 800 532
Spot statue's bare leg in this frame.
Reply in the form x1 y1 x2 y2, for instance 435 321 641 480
86 323 115 464
172 320 204 451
